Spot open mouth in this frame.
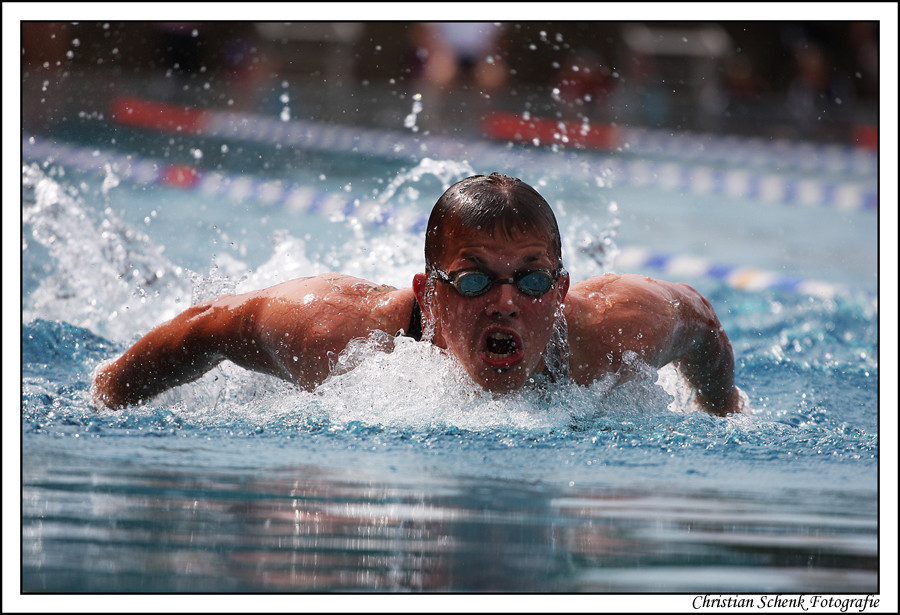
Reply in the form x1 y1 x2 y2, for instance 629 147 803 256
480 327 524 368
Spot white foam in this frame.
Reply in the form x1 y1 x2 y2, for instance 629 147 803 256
315 335 578 433
21 164 191 342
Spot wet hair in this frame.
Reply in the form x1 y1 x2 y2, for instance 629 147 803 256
424 173 563 269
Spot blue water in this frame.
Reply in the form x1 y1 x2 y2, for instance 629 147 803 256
18 115 882 596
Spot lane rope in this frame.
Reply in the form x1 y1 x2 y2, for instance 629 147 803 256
23 135 874 303
107 96 878 211
618 126 877 177
601 245 873 301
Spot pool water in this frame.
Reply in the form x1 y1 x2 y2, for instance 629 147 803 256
19 110 883 597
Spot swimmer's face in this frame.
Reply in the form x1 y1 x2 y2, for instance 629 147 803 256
413 226 569 392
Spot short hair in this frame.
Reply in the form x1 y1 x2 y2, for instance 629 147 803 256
424 173 563 269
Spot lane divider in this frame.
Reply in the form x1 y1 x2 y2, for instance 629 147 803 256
111 96 878 178
23 135 873 303
617 126 877 177
603 245 873 301
110 95 208 134
22 135 430 233
480 111 877 177
481 111 621 150
106 96 877 211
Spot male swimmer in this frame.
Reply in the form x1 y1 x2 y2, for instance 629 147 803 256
91 173 745 415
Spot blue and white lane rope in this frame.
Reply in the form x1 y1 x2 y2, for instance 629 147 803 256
619 126 877 178
608 246 872 301
23 135 873 303
23 128 877 214
22 135 429 233
202 112 878 211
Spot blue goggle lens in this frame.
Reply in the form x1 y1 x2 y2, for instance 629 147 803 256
435 268 559 297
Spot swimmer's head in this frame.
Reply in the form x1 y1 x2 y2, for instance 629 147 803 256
416 174 568 393
424 173 563 271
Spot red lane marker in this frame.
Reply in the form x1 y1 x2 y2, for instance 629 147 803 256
160 164 201 187
850 124 877 152
481 111 620 150
110 95 209 134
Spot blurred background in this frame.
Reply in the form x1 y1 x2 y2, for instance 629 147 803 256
21 21 879 147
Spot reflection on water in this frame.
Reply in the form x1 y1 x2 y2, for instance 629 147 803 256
22 448 877 593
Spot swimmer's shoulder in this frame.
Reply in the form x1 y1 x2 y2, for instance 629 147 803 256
569 273 688 308
569 272 664 295
233 275 415 344
569 272 621 295
229 273 411 322
273 274 416 331
565 272 665 328
252 273 403 298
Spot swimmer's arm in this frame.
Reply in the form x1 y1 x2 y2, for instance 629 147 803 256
90 276 409 409
569 275 744 415
90 294 285 410
670 287 743 416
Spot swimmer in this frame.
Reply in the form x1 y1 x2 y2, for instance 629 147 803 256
91 173 745 415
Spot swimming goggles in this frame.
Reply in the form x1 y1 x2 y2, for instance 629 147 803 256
429 265 565 298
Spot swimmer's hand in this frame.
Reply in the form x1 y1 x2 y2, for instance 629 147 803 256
700 385 750 416
730 386 751 415
90 359 128 410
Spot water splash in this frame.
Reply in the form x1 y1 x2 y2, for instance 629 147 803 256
279 80 291 122
576 200 621 273
100 162 120 198
236 230 321 292
189 256 244 304
375 157 476 209
315 334 580 433
403 92 423 133
541 305 571 383
22 164 190 341
418 275 438 343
